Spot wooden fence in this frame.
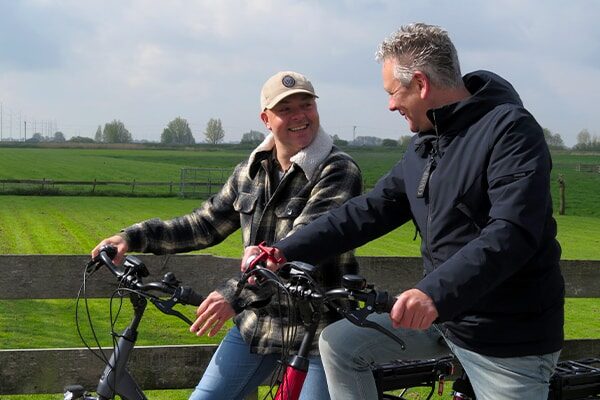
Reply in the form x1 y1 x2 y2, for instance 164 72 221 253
0 168 232 198
0 178 222 198
1 255 598 397
575 163 600 173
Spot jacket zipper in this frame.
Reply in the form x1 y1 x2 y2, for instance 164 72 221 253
425 113 441 265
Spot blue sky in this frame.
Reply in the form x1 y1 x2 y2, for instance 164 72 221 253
1 0 598 147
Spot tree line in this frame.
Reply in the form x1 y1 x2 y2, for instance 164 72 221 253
89 117 227 145
27 116 599 151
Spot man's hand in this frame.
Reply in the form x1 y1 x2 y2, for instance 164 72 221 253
190 291 235 337
390 288 438 330
241 245 287 284
91 235 129 265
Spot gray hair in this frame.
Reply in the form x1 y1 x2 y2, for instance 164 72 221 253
375 23 463 88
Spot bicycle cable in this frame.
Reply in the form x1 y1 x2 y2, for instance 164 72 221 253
75 266 110 365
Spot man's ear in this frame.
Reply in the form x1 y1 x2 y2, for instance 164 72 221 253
260 111 271 130
413 71 430 99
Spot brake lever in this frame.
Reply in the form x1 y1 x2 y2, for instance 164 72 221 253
151 297 194 325
346 314 406 350
340 290 406 350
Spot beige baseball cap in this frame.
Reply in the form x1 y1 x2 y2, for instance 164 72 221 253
260 71 318 110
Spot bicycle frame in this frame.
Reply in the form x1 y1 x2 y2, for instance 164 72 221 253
95 292 148 400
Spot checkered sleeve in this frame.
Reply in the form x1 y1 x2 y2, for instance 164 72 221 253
120 164 244 254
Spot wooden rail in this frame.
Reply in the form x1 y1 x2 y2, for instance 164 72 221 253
0 179 226 197
1 255 598 396
575 163 600 173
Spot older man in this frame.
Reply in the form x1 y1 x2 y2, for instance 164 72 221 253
244 24 564 400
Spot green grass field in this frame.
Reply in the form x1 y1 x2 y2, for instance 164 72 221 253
0 146 598 399
1 146 598 213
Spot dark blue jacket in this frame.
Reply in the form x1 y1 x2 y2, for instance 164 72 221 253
276 70 564 357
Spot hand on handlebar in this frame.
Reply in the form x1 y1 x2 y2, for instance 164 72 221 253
190 291 235 337
92 235 129 265
241 244 286 285
242 244 287 272
390 288 438 330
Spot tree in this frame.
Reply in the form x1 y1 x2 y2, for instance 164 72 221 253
542 128 565 150
27 132 44 142
240 130 265 145
94 125 103 142
382 138 398 147
331 134 349 146
103 120 132 143
573 128 600 151
399 135 412 149
53 131 66 142
69 135 95 143
161 117 195 145
204 118 225 144
576 129 591 147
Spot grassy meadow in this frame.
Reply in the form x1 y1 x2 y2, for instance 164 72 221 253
0 145 598 399
0 146 598 256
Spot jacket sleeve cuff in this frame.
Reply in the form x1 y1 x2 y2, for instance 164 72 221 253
215 278 246 314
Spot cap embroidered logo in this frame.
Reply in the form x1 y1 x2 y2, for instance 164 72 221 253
282 75 296 88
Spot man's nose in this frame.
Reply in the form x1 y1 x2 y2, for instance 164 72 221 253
290 108 306 120
388 98 397 111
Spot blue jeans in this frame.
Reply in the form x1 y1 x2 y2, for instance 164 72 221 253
189 326 330 400
318 313 560 400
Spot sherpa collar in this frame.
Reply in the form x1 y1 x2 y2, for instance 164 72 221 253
247 127 333 181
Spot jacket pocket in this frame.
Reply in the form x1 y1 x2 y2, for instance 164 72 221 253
275 197 308 219
233 192 258 214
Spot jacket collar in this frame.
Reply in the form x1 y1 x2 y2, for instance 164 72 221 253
247 127 333 180
425 70 523 137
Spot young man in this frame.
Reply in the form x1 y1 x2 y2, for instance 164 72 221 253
243 24 564 400
92 71 362 400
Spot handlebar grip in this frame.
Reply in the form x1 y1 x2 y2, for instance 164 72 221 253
86 245 119 273
101 244 118 260
178 286 205 306
376 291 397 313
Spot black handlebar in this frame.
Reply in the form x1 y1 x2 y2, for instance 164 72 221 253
239 261 406 350
87 246 205 321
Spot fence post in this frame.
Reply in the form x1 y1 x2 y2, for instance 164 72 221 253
558 174 566 215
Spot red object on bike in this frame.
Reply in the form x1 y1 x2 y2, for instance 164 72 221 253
275 368 308 400
246 241 285 271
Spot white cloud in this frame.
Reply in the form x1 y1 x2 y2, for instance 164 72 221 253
0 0 598 146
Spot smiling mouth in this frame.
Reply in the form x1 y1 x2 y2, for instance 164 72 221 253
289 124 309 132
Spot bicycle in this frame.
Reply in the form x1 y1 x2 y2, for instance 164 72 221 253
375 357 600 400
64 245 205 400
237 248 408 400
64 244 404 400
67 245 597 400
241 249 600 400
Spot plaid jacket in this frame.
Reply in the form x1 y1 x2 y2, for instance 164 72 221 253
121 128 362 355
